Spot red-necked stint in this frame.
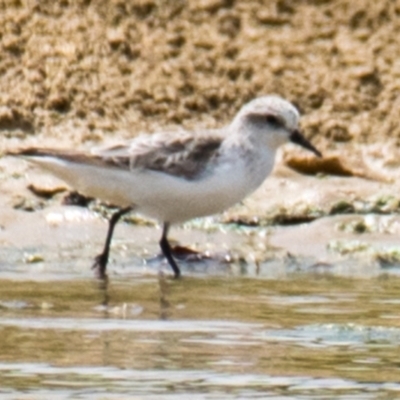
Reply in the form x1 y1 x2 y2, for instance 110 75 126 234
8 96 322 279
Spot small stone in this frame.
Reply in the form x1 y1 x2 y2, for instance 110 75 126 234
27 183 67 199
23 253 44 264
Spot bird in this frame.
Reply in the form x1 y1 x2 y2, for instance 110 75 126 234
8 95 321 279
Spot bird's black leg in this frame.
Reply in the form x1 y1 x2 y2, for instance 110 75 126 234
92 206 132 279
159 223 181 279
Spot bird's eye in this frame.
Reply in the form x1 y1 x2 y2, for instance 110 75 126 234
265 115 281 127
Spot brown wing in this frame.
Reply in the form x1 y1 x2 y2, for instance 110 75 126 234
99 132 223 180
9 131 224 180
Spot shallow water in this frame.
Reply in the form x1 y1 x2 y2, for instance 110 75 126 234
1 270 400 399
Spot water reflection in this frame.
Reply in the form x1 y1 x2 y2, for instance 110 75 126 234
0 274 400 398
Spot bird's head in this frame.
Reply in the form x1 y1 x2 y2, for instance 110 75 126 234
232 96 321 157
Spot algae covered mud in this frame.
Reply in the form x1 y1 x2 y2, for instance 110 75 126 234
2 0 400 398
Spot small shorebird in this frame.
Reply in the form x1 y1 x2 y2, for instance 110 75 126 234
8 96 321 279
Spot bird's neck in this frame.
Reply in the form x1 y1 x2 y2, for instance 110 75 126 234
222 123 277 171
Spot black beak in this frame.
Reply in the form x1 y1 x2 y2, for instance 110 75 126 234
289 130 322 158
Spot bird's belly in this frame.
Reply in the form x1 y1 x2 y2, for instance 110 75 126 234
133 165 268 223
137 181 242 223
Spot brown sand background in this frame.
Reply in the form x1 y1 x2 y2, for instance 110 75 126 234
1 0 400 146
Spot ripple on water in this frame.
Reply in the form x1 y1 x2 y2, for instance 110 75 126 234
0 362 399 399
1 276 400 398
